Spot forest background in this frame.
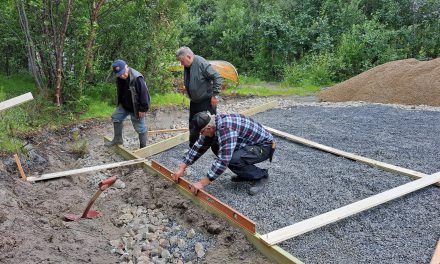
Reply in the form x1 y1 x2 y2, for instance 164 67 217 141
0 0 439 152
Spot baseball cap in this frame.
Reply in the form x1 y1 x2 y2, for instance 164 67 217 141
112 59 127 77
192 112 211 133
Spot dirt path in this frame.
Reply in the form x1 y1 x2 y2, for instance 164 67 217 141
1 95 315 264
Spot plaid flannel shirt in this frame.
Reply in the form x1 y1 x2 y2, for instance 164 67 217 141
183 113 274 181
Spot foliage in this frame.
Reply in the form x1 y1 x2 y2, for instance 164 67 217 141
283 52 334 87
0 0 439 107
334 19 404 80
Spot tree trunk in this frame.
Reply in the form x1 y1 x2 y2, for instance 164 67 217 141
79 0 105 94
16 0 45 93
50 0 73 106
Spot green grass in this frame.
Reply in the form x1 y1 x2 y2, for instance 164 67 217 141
149 92 189 109
238 75 264 85
224 82 322 97
0 74 36 100
79 100 115 119
79 92 189 120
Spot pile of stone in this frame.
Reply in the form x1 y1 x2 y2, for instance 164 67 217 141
109 205 209 264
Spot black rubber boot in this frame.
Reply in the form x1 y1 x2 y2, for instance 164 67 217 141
139 132 147 149
105 122 123 147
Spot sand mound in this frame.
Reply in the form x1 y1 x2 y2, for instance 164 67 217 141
319 58 440 106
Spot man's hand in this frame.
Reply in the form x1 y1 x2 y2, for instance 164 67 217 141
171 163 187 182
138 112 146 118
211 96 219 107
189 176 211 195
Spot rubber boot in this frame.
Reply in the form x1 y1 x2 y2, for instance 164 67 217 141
105 122 123 147
139 132 147 149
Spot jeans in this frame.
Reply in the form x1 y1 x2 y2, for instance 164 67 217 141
111 106 147 134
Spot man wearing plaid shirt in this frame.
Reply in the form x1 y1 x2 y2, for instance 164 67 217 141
172 111 275 195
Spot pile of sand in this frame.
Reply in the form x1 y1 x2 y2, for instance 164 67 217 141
319 58 440 106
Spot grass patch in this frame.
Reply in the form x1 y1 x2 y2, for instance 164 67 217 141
224 82 321 97
79 92 189 119
80 100 114 120
150 92 189 109
0 74 36 100
238 75 264 85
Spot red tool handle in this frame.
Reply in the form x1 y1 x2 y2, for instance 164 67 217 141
99 176 117 191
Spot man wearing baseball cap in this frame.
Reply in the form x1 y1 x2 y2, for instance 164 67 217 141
172 111 275 195
105 59 150 149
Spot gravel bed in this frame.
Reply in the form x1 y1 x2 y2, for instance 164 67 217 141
151 102 440 264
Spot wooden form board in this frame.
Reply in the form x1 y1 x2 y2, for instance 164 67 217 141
431 239 440 264
27 158 146 182
133 132 189 158
263 126 437 186
0 92 33 112
106 138 303 264
240 100 278 116
148 128 188 134
262 170 440 245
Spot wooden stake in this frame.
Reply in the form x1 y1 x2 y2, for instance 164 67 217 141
13 154 27 180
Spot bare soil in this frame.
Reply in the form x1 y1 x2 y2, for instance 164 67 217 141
0 101 275 264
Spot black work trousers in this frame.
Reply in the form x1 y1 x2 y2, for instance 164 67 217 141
189 98 216 147
228 144 271 180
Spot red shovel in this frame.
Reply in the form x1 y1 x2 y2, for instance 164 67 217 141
64 176 117 221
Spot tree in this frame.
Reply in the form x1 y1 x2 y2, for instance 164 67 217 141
16 0 44 93
45 0 74 106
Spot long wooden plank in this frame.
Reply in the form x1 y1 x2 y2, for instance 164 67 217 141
133 132 189 158
431 239 440 264
245 233 304 264
148 128 188 134
263 126 438 185
0 92 33 112
26 158 146 182
107 137 302 264
240 100 278 116
262 170 440 245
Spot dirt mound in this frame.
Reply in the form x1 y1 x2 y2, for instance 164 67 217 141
319 58 440 106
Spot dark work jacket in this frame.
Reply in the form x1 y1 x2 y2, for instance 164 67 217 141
116 68 150 118
184 55 223 103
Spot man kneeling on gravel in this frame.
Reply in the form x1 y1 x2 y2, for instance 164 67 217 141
172 112 275 195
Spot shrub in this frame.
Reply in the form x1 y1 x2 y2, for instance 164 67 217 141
283 52 334 87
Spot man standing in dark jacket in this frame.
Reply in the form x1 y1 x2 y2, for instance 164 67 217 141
175 47 223 147
105 59 150 148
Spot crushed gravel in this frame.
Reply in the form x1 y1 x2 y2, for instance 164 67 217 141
152 102 440 264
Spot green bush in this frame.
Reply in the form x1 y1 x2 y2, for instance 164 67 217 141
283 52 334 87
334 19 404 80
